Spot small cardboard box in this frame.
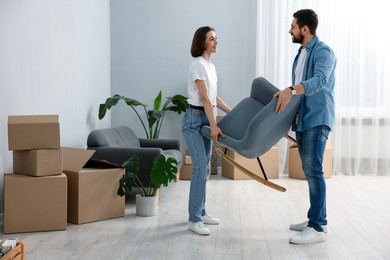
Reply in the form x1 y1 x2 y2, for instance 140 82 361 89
8 115 60 150
222 147 279 180
288 142 332 179
13 149 63 176
62 147 125 224
180 149 210 180
3 173 67 234
180 162 192 180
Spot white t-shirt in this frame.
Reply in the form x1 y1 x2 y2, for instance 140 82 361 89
294 48 307 85
187 56 217 107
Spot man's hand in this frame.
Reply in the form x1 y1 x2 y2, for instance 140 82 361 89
273 88 293 113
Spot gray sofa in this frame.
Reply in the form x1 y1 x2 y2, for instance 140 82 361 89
87 126 182 186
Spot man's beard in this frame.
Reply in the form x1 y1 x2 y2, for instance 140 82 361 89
292 33 304 44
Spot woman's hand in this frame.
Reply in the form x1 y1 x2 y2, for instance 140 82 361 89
210 126 224 142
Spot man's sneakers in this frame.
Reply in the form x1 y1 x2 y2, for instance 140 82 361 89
290 220 328 233
188 221 210 235
289 227 325 244
200 214 220 225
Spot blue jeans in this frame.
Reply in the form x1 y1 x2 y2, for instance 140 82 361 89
295 125 330 232
182 108 212 223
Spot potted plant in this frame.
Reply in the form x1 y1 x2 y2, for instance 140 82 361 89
98 91 188 139
117 154 178 216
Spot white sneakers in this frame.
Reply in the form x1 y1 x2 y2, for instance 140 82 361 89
289 227 325 244
200 214 220 225
290 220 328 233
188 221 210 235
189 214 220 235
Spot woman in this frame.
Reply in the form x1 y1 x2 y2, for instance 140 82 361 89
182 26 231 236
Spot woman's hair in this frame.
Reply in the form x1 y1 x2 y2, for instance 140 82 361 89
293 9 318 35
190 26 215 57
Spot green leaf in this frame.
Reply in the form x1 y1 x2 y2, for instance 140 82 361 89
163 95 188 114
122 155 140 173
153 90 162 111
123 97 147 107
150 154 178 188
147 110 164 128
117 155 141 197
98 95 122 119
98 104 108 119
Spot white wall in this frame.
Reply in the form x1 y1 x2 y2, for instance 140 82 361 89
0 0 111 212
110 0 258 149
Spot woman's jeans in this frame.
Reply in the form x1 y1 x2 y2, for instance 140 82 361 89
182 108 212 223
295 125 330 232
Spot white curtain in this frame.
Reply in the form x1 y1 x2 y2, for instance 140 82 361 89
256 0 390 176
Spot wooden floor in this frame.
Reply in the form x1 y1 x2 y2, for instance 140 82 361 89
1 174 390 260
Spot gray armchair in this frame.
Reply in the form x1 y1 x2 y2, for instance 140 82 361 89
200 77 301 192
87 126 182 186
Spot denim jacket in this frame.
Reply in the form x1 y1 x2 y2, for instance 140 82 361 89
292 35 337 132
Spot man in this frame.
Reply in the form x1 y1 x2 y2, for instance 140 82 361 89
273 9 337 244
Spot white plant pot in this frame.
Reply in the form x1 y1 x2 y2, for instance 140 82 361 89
136 194 159 217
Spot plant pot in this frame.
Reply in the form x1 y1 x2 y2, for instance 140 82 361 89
136 194 159 217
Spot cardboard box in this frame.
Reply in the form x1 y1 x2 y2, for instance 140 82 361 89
3 173 67 234
62 147 125 224
13 149 63 176
288 146 332 179
184 155 192 164
180 162 192 180
222 147 279 180
8 115 60 150
179 149 210 180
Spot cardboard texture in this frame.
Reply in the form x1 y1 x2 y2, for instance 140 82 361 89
13 149 63 176
289 146 333 179
180 149 211 180
3 173 68 234
222 147 279 180
8 115 60 150
180 162 193 180
63 147 125 224
62 147 95 172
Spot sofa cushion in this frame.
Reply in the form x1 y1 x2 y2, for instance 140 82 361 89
113 126 141 147
87 127 140 148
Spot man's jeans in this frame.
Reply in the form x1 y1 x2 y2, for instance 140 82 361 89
296 125 330 232
182 108 212 223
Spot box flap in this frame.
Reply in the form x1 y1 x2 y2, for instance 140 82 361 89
62 147 95 172
8 115 59 124
84 158 122 169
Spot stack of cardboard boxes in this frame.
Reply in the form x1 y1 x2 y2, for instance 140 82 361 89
5 115 67 233
4 115 125 234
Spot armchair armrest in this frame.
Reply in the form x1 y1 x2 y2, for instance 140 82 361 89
139 138 181 151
